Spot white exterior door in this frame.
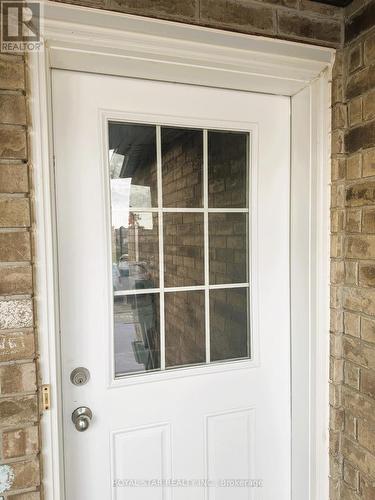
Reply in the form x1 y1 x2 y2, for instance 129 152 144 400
52 69 291 500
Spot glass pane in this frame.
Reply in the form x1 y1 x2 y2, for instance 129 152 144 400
210 288 249 362
209 213 248 285
162 127 203 208
114 293 160 376
208 131 248 208
164 213 204 287
109 122 157 208
112 212 159 291
165 290 205 368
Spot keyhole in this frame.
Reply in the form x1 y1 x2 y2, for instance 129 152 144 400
70 367 90 386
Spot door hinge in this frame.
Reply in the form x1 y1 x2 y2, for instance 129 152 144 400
42 384 51 411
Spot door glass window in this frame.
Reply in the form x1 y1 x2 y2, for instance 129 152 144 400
114 294 160 376
165 290 206 368
209 212 248 285
208 131 248 208
162 127 203 208
109 122 250 377
163 212 204 288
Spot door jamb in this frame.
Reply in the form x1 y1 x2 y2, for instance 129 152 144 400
29 4 333 499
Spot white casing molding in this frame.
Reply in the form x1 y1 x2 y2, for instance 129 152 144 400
42 1 333 97
29 3 333 499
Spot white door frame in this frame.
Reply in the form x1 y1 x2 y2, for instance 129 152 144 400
29 3 333 499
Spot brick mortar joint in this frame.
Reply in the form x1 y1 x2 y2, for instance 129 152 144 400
345 0 373 19
0 390 38 399
341 443 375 482
0 262 32 267
1 487 41 498
344 116 375 131
345 28 375 49
346 86 375 101
0 453 40 466
0 358 36 366
0 89 26 96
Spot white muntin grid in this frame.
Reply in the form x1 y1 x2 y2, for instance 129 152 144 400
112 124 250 371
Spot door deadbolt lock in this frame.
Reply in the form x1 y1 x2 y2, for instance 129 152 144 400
72 406 92 432
70 367 90 386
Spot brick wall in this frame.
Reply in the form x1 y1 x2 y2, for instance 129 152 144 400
52 0 344 47
330 1 375 499
0 0 364 498
0 55 40 497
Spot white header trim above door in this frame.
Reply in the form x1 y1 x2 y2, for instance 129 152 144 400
43 2 333 96
30 3 332 500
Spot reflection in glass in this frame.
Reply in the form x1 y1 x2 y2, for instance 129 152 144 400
108 123 157 208
114 294 160 376
165 291 205 368
162 127 203 208
210 288 249 362
163 213 204 287
209 213 248 285
108 122 251 376
112 212 159 291
208 131 248 208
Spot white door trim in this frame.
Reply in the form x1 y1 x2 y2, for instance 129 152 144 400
29 3 333 499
